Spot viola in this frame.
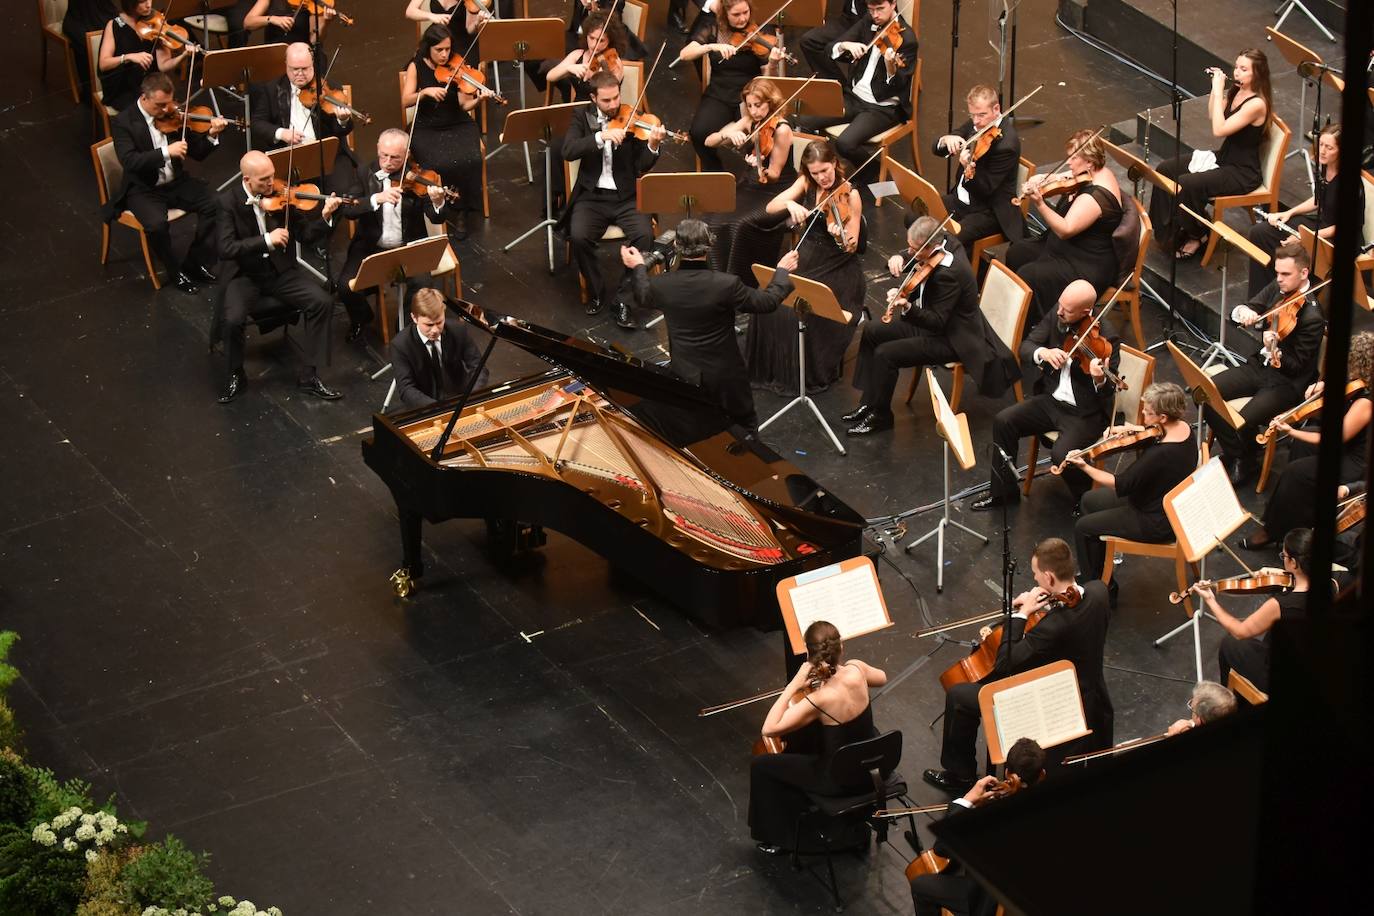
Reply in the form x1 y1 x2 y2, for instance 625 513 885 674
1336 492 1366 535
1168 569 1295 605
606 104 689 143
1050 424 1164 475
939 590 1081 691
392 163 462 202
1061 317 1126 389
463 0 495 15
434 60 508 105
728 24 797 65
584 47 622 78
822 181 857 252
285 0 355 26
296 81 373 125
153 105 245 134
1013 169 1093 207
134 12 200 54
258 178 358 213
1256 378 1365 445
754 114 781 182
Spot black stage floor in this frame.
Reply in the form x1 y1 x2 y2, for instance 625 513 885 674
1 1 1348 913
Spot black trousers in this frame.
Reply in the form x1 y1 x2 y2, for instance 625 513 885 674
568 189 653 305
798 93 903 169
1074 489 1174 583
1245 215 1317 297
940 682 983 780
1148 158 1258 247
912 872 983 916
1204 362 1304 465
222 267 333 375
851 320 957 417
800 18 857 83
943 198 1003 250
690 96 738 172
1219 634 1270 693
990 394 1106 501
123 176 218 276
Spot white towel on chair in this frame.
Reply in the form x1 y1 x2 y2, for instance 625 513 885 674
1188 149 1218 173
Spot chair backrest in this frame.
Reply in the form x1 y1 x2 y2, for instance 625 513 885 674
1113 344 1154 425
399 72 415 127
87 29 105 104
620 59 644 112
622 0 649 41
792 131 827 174
1362 171 1374 249
1126 196 1152 287
826 729 903 796
1257 116 1291 195
91 138 120 205
1228 669 1269 705
980 259 1033 359
881 150 947 221
1016 157 1036 216
40 0 67 31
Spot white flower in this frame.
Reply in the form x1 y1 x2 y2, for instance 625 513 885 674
117 823 129 833
86 849 99 863
62 838 77 852
75 824 96 841
219 899 236 907
81 813 96 825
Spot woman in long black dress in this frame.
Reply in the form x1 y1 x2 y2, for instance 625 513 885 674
1006 128 1124 325
402 24 491 239
750 140 863 394
97 0 197 113
1241 331 1373 551
705 77 795 286
1199 528 1312 694
749 620 888 854
680 0 784 172
1148 49 1272 260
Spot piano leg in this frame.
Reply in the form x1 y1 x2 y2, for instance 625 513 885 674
486 518 548 557
399 509 425 582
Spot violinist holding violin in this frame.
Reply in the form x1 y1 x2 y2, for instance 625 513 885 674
245 0 337 46
99 0 198 112
1206 241 1325 486
545 11 626 103
1067 382 1197 604
845 216 1016 436
248 43 358 201
932 85 1024 250
924 538 1113 794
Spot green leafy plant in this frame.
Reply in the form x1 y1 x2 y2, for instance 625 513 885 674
0 822 89 916
0 632 21 755
118 835 213 910
76 846 143 916
27 766 94 822
0 750 36 828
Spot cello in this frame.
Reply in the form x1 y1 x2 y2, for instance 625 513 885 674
938 589 1080 691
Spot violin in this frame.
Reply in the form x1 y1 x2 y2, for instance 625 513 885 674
871 19 909 69
134 12 200 54
1257 379 1366 444
584 47 622 78
884 248 943 322
728 24 797 65
296 81 373 125
1168 569 1295 605
606 104 689 143
463 0 495 15
285 0 355 27
1336 492 1367 535
1050 424 1164 475
258 178 358 213
153 105 245 134
753 115 781 182
1012 169 1093 207
962 124 1001 181
938 590 1081 691
1251 279 1329 369
751 684 815 756
822 181 857 252
391 163 462 202
434 60 508 105
1061 315 1127 390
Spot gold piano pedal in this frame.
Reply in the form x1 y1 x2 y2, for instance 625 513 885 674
390 567 415 598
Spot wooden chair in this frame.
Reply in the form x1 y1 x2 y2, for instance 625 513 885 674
1024 344 1154 496
1359 171 1374 276
1228 669 1269 705
1101 439 1205 616
545 59 644 111
622 0 649 42
1200 116 1291 267
38 0 80 104
399 72 490 219
823 59 923 177
91 138 187 290
904 259 1030 411
1099 196 1152 349
87 29 117 138
968 158 1035 269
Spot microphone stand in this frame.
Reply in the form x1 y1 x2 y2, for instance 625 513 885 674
993 444 1016 636
946 0 961 190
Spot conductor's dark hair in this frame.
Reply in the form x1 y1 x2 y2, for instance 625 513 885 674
804 620 843 687
674 219 713 259
1005 738 1046 784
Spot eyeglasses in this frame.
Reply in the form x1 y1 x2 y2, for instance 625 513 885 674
1279 550 1291 561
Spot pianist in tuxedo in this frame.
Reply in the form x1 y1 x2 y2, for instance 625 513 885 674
390 288 490 410
248 43 358 197
796 0 917 176
621 219 797 432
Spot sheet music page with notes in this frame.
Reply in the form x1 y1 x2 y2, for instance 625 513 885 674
1167 457 1249 561
992 666 1089 752
781 558 892 654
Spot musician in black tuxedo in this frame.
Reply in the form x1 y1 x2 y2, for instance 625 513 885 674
247 43 358 198
800 0 863 82
215 151 342 404
110 72 227 295
390 289 490 410
561 69 664 329
795 0 917 172
933 85 1025 249
923 539 1113 794
336 129 449 342
622 219 798 431
971 279 1120 511
844 217 1017 436
1205 241 1326 485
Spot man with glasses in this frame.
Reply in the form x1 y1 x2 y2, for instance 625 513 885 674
248 42 359 198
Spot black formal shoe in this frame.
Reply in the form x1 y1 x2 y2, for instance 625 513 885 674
1226 456 1257 486
172 271 199 295
922 768 975 794
1240 530 1275 551
846 413 893 436
217 371 243 404
345 320 370 343
755 843 785 856
615 300 635 329
450 210 468 241
190 263 217 284
297 376 343 400
841 403 871 423
585 297 602 316
970 494 1014 512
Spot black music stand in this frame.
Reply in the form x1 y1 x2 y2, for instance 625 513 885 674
638 173 737 329
763 77 845 123
265 138 340 283
751 265 851 455
500 101 589 272
201 43 289 188
479 18 566 183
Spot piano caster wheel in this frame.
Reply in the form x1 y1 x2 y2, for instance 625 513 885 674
390 567 415 598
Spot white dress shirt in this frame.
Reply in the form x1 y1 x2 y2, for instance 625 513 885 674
140 105 176 186
836 25 898 108
594 112 617 190
373 170 405 249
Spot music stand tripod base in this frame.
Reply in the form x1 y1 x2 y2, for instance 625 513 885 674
757 314 847 455
500 102 587 273
903 442 987 592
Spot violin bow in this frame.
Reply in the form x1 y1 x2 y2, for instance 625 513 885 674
624 42 668 129
892 211 957 293
178 40 197 144
791 145 883 251
966 84 1044 147
1253 277 1333 321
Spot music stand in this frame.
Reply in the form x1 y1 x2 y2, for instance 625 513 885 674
876 151 961 233
479 18 566 183
762 77 845 122
500 102 588 272
640 173 737 329
988 0 1040 127
1168 340 1246 459
1180 204 1267 370
264 138 340 283
1266 27 1335 168
751 264 852 454
201 43 289 188
350 236 452 347
978 660 1091 766
1272 0 1335 44
903 369 987 592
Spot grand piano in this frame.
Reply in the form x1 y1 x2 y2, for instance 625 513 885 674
361 306 866 630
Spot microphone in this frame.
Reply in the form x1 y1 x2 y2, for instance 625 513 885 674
989 443 1018 474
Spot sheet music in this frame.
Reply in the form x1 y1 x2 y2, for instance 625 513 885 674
788 563 888 641
993 667 1088 751
1169 458 1248 560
